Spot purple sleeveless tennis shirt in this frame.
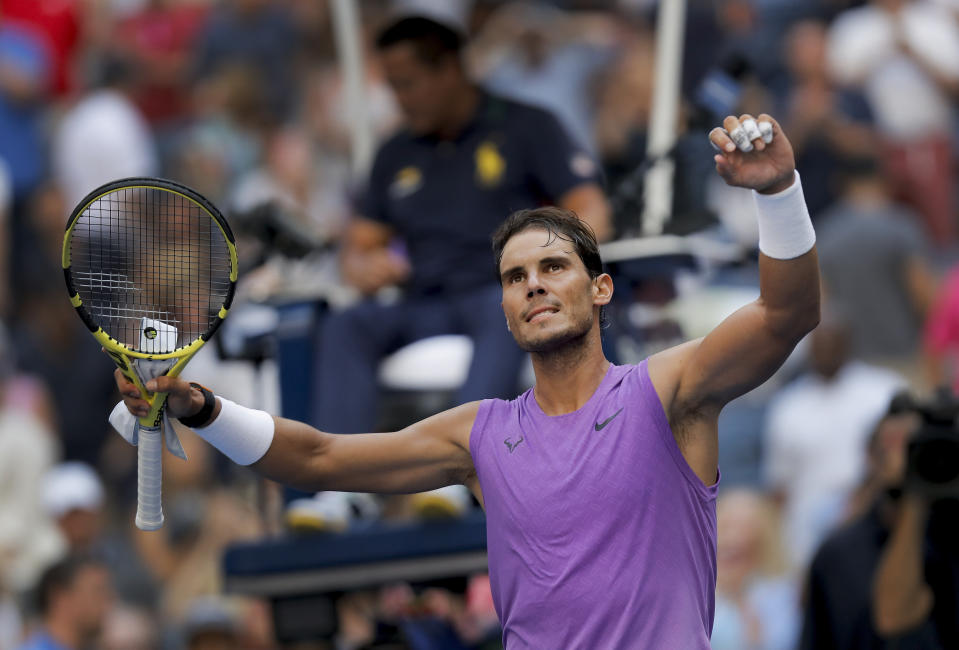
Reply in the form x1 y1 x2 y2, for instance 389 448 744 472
469 361 719 649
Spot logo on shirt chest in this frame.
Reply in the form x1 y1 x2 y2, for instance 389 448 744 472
389 166 423 199
594 407 624 431
503 437 524 453
475 141 506 188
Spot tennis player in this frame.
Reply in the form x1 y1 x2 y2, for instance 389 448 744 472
116 113 819 648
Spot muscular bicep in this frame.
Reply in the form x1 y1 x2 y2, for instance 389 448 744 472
253 402 479 494
657 250 820 418
678 302 800 410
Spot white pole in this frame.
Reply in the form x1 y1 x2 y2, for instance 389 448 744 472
331 0 374 178
641 0 687 236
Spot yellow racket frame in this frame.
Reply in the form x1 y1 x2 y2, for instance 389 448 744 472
62 179 238 429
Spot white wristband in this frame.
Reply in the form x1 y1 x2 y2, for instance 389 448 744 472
192 397 275 466
752 170 816 259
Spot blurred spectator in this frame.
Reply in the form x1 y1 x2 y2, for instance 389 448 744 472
827 0 959 244
711 489 798 650
299 59 400 158
594 26 717 237
312 15 610 437
816 155 938 373
763 312 905 571
230 125 349 300
287 0 338 67
470 3 621 152
9 184 118 466
332 578 500 650
173 63 270 205
800 395 959 648
41 463 158 611
179 597 239 650
172 596 275 650
0 587 20 650
192 0 297 123
98 604 158 650
0 322 61 597
707 0 786 91
112 0 210 129
51 56 157 208
16 554 114 650
779 19 876 217
1 0 81 97
0 12 51 203
592 30 654 174
924 267 959 394
0 159 10 316
42 463 104 554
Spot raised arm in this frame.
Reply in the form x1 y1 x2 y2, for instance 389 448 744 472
649 114 820 482
116 372 478 495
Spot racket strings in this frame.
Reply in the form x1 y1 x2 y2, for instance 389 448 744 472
69 187 233 353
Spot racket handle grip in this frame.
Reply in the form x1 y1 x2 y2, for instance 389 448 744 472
135 427 164 530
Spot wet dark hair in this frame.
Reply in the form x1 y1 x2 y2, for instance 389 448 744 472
492 206 604 281
492 206 608 327
375 16 463 66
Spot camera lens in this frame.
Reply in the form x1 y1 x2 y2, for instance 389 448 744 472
914 437 959 485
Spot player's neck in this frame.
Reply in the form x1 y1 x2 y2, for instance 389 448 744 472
531 332 610 416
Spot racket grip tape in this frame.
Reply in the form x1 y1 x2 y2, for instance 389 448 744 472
135 427 164 530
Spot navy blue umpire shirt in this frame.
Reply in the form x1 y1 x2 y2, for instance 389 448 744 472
361 91 602 297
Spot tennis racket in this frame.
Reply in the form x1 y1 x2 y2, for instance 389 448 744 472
62 178 237 530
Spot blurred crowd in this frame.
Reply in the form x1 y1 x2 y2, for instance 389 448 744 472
1 0 959 648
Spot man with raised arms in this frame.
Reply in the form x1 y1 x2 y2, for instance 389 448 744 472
116 113 819 649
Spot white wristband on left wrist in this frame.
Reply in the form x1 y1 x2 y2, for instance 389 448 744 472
752 170 816 260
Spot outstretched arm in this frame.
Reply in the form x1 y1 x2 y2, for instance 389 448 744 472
649 114 820 482
117 372 478 494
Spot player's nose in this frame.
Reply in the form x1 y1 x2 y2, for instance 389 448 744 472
525 272 547 298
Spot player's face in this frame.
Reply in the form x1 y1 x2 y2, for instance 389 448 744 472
381 44 458 135
499 228 609 353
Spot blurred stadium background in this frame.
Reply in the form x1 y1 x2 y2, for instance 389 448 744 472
1 0 958 648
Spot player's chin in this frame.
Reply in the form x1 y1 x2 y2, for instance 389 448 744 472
515 325 580 354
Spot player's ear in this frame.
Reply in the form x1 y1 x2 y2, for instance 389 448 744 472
592 273 613 306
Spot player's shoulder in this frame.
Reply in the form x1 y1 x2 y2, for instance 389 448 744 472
469 388 533 424
418 400 483 429
647 339 702 401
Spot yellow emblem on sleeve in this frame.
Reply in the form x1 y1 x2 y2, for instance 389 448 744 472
475 141 506 188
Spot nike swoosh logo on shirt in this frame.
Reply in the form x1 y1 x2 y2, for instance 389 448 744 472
594 407 624 431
